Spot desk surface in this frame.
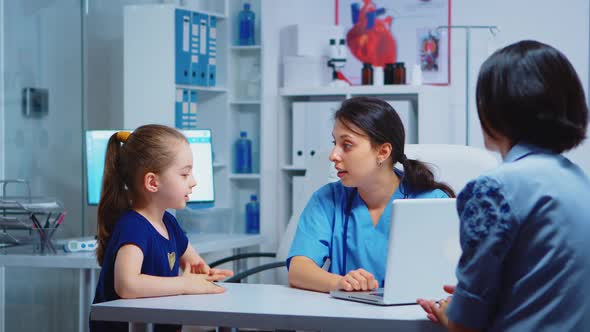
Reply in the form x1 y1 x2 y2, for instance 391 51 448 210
0 233 264 269
91 283 443 331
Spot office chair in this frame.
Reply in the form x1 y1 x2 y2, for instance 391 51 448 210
213 144 499 283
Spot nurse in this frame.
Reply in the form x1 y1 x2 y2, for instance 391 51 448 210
287 96 454 293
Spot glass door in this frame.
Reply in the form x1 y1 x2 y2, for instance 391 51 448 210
1 0 84 331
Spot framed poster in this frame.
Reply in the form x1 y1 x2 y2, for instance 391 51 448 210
336 0 451 85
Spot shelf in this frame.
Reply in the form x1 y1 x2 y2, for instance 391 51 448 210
279 85 445 97
230 45 262 51
281 165 306 172
229 174 261 180
230 100 261 105
213 162 227 169
176 85 228 93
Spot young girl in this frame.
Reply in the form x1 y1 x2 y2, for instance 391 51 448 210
418 40 590 331
91 125 233 332
287 96 455 293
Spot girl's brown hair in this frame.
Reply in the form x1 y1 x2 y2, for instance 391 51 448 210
95 124 187 266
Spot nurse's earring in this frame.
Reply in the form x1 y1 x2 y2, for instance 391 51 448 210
377 159 383 167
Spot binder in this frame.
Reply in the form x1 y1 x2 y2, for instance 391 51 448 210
188 90 198 129
304 102 337 164
292 102 339 167
207 15 217 86
198 13 209 87
292 102 307 167
386 101 417 144
174 9 191 85
189 11 201 86
175 89 190 129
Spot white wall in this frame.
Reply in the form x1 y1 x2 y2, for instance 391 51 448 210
265 0 590 173
448 0 590 174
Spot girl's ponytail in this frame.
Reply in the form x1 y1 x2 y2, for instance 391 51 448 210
96 133 131 266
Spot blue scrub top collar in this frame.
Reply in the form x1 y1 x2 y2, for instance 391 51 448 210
504 143 553 163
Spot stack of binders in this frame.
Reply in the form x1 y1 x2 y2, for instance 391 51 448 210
173 8 217 129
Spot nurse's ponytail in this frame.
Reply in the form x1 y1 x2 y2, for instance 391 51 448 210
334 97 455 198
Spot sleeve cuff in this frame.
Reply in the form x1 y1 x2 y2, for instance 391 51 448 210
286 240 329 270
446 286 492 329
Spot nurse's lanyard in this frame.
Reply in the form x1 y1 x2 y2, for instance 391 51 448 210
341 185 409 275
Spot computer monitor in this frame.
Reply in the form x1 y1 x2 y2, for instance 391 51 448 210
85 129 215 206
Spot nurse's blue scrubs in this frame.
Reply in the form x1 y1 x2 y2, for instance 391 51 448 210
287 171 448 286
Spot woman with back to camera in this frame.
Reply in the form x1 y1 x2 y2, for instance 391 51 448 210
287 96 455 293
418 40 590 331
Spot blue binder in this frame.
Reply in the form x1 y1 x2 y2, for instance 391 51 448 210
198 13 209 87
207 15 217 86
189 11 201 86
187 90 198 129
174 9 191 85
175 89 190 129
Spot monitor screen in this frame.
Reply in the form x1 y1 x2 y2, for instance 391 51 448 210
85 129 215 206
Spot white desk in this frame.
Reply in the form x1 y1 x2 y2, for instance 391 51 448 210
91 283 444 332
0 233 264 332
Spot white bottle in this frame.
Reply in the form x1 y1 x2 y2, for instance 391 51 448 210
411 64 423 85
373 66 384 86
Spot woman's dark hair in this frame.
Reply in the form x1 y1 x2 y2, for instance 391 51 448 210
96 124 187 266
334 96 455 197
476 40 588 153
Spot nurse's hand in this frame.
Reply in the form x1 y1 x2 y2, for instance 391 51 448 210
337 268 379 291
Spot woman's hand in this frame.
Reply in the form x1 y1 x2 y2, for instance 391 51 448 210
417 285 455 325
181 262 225 294
337 268 379 291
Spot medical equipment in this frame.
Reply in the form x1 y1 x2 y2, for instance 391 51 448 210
327 38 350 87
64 238 97 253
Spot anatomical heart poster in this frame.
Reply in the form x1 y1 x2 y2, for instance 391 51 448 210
337 0 450 85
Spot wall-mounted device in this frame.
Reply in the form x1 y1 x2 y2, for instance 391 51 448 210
22 87 49 117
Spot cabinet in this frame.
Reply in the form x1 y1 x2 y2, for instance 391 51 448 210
277 85 450 234
123 0 265 235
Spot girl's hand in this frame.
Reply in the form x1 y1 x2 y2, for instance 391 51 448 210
181 263 225 295
183 259 234 281
207 268 234 281
417 285 455 324
337 268 379 291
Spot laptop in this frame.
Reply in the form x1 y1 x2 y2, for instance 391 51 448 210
330 198 461 306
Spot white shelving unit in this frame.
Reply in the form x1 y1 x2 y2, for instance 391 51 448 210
227 0 263 234
276 84 451 235
123 0 266 235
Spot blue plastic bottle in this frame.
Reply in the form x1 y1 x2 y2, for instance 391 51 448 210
235 131 252 173
238 3 255 45
245 194 260 234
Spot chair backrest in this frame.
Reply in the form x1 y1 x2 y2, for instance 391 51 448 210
276 151 338 262
403 144 499 194
274 144 499 284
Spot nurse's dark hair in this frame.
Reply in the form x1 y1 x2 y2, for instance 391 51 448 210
96 124 187 266
335 96 455 198
476 40 587 153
